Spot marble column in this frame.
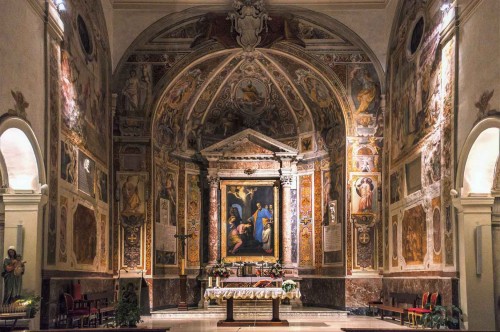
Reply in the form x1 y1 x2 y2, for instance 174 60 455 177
207 175 220 264
281 175 293 266
452 194 495 331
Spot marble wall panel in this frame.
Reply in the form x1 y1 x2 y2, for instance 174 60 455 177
299 278 345 309
345 277 382 309
382 277 456 307
152 278 201 309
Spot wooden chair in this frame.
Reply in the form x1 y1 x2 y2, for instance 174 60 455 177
408 291 439 327
63 293 97 328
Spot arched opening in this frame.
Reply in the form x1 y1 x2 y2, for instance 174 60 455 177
0 128 39 191
453 117 500 330
0 116 46 326
112 3 384 312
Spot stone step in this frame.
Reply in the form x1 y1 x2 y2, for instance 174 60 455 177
151 307 348 319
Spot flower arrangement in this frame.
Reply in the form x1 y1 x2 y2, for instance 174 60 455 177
269 260 283 279
281 280 297 292
209 260 231 278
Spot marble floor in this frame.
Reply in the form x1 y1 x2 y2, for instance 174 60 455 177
139 315 410 331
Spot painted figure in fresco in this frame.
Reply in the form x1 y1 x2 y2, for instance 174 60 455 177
122 69 140 113
228 207 244 254
352 67 376 114
139 64 152 112
356 177 374 212
2 246 24 304
160 173 177 226
121 176 141 216
247 202 272 243
240 80 261 104
261 223 272 253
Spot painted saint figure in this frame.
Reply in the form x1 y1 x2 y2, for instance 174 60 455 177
261 223 272 253
356 177 374 212
122 69 139 113
2 246 25 304
122 176 141 216
247 202 272 243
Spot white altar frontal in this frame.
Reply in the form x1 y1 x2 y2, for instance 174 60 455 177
204 287 301 326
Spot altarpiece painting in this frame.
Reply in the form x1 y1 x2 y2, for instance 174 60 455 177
220 179 279 263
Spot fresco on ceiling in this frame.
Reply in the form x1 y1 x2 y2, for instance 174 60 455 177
60 0 109 163
402 205 427 266
73 204 97 265
153 55 229 152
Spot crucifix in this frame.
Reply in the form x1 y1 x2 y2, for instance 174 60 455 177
174 233 193 275
174 233 193 311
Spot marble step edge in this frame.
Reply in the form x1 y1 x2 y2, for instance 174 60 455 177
151 311 348 318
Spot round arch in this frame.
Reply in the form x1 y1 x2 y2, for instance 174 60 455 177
0 116 46 192
456 117 500 196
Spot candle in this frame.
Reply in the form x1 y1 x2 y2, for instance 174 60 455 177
208 276 213 288
180 258 185 275
216 276 220 288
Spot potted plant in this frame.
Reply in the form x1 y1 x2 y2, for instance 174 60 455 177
115 282 142 327
269 260 283 279
281 280 297 292
422 304 463 329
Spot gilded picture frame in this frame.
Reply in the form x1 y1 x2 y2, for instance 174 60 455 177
220 179 279 263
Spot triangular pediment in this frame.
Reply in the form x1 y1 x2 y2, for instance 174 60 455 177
201 129 298 159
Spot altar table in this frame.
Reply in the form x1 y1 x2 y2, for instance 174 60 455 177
204 287 301 327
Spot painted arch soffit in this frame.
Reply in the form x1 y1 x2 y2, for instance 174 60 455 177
152 47 354 150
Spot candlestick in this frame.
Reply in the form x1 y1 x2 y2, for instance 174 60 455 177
180 258 185 275
208 276 213 288
216 276 220 288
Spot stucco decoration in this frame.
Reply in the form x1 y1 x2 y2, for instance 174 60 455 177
7 90 29 122
227 0 271 52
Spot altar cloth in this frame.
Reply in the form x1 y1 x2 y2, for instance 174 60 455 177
204 287 301 300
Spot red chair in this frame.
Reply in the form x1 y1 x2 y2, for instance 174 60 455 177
63 293 98 328
408 292 439 327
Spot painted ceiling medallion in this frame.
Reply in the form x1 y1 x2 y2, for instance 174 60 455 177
227 0 271 52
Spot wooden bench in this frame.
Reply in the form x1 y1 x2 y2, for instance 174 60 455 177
376 292 419 325
85 291 116 325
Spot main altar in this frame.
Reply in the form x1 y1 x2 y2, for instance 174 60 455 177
204 287 301 326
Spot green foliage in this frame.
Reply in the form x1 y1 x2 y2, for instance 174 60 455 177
114 299 142 327
281 280 297 292
15 293 41 318
422 304 463 330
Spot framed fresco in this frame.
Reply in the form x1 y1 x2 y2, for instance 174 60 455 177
220 179 279 263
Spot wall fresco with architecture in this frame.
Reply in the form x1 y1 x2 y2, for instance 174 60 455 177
45 0 111 276
386 0 456 276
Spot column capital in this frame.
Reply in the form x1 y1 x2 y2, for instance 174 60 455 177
207 175 220 187
280 175 293 186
